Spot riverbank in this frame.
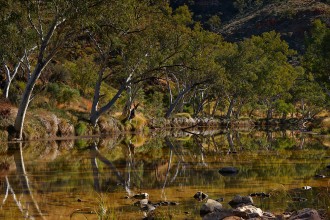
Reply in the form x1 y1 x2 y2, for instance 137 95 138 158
0 104 329 142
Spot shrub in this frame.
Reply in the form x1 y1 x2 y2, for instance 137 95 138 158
47 83 80 105
63 56 97 97
75 121 88 136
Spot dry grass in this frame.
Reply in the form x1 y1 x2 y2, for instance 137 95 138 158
130 134 147 147
57 97 92 113
320 117 330 128
174 112 192 119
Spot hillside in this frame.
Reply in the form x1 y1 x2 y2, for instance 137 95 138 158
171 0 330 52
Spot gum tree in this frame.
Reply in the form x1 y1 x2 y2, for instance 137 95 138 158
303 19 330 98
248 31 298 120
6 0 98 140
87 2 195 125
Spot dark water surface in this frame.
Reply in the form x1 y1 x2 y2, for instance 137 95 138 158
0 130 330 219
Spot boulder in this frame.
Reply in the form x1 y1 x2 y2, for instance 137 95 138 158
219 167 239 176
288 208 321 220
200 199 223 216
58 119 74 136
97 117 121 134
58 140 74 150
228 195 253 208
236 205 263 218
263 211 277 219
194 191 208 201
188 117 196 125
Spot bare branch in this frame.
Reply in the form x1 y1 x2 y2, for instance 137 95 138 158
87 31 106 58
37 0 44 37
28 12 42 40
4 64 11 82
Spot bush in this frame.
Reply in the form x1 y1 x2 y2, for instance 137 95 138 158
75 121 88 136
63 57 97 96
47 83 80 105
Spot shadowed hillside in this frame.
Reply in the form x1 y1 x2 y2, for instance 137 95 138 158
171 0 330 52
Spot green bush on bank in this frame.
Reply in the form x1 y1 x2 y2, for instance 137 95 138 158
47 83 80 105
75 121 88 136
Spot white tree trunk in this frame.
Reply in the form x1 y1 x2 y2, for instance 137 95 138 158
90 74 131 126
14 63 44 140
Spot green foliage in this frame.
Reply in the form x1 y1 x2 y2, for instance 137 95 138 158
144 91 165 117
247 31 298 110
63 56 98 97
47 83 80 105
75 139 88 149
75 121 88 136
303 19 330 98
274 100 294 115
173 5 193 25
206 15 221 32
272 137 296 149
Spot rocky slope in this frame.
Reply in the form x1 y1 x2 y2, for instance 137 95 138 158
172 0 330 52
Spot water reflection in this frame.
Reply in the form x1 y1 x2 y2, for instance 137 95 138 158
0 130 329 219
2 143 45 219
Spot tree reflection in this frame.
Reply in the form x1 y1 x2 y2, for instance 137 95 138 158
89 141 134 196
0 130 326 219
2 142 45 219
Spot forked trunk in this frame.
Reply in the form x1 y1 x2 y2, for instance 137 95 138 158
165 86 192 118
90 84 126 126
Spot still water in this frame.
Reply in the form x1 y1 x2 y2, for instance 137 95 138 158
0 130 330 219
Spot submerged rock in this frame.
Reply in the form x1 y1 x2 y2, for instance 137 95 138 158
194 191 208 201
200 199 223 216
228 195 253 208
292 197 308 202
219 167 239 176
249 192 270 198
314 174 326 178
152 201 179 207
